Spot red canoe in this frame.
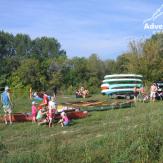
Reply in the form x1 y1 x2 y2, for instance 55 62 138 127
0 113 32 122
55 111 88 120
0 111 88 122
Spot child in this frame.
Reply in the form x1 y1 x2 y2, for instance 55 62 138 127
48 97 57 127
37 108 48 125
32 101 37 123
58 112 70 127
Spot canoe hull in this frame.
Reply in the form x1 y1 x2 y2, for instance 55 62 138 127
55 111 88 120
0 113 32 122
0 111 88 122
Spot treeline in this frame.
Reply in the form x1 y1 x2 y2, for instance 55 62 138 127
0 31 163 94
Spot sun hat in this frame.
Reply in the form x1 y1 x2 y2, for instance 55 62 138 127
32 101 36 105
61 112 66 117
5 86 9 91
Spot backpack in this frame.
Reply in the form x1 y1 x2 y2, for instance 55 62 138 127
1 91 10 106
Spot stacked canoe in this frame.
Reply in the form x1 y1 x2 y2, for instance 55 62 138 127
101 74 143 96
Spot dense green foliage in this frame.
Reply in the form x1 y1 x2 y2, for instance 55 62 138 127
0 95 163 163
0 31 163 94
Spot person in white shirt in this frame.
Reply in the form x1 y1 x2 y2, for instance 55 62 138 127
48 96 57 127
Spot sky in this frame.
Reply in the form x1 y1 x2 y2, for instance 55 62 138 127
0 0 163 60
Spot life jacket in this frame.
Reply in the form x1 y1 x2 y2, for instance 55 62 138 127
1 91 10 105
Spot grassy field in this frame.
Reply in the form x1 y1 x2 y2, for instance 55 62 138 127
0 94 163 163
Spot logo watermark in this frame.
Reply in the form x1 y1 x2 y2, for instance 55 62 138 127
143 4 163 31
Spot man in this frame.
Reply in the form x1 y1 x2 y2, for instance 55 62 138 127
1 86 13 125
150 83 158 102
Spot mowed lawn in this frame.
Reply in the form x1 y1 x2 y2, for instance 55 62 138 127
0 94 163 163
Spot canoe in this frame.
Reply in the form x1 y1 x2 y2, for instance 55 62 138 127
33 95 51 102
0 111 88 122
0 113 32 122
79 101 134 112
67 111 88 119
103 78 143 83
61 100 134 112
55 111 88 120
104 74 143 79
66 101 105 107
101 89 134 95
101 83 109 90
57 104 77 113
101 74 144 96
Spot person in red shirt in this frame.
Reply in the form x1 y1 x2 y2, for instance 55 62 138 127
40 92 49 107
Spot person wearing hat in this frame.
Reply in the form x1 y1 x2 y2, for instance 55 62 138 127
1 86 13 125
58 112 70 127
31 101 37 123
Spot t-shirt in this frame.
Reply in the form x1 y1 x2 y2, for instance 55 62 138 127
32 105 37 115
48 101 57 118
1 91 10 106
63 116 69 123
43 94 49 105
48 101 57 110
36 110 43 120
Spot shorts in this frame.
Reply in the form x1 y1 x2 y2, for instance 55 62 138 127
49 117 53 123
150 92 156 98
3 105 12 114
32 113 37 117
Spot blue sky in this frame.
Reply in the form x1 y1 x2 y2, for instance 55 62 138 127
0 0 163 59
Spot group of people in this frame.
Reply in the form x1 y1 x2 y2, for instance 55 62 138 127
1 86 70 127
1 82 162 125
75 87 89 98
32 94 70 128
133 83 163 102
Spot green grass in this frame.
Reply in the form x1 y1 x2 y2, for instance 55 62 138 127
0 94 163 163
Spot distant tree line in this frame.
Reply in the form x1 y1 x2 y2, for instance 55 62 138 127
0 31 163 94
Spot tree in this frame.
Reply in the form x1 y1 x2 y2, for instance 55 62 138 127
13 59 42 89
142 39 163 81
31 37 66 59
104 59 117 75
115 53 130 73
87 54 105 79
125 38 163 82
14 34 31 57
0 31 15 59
